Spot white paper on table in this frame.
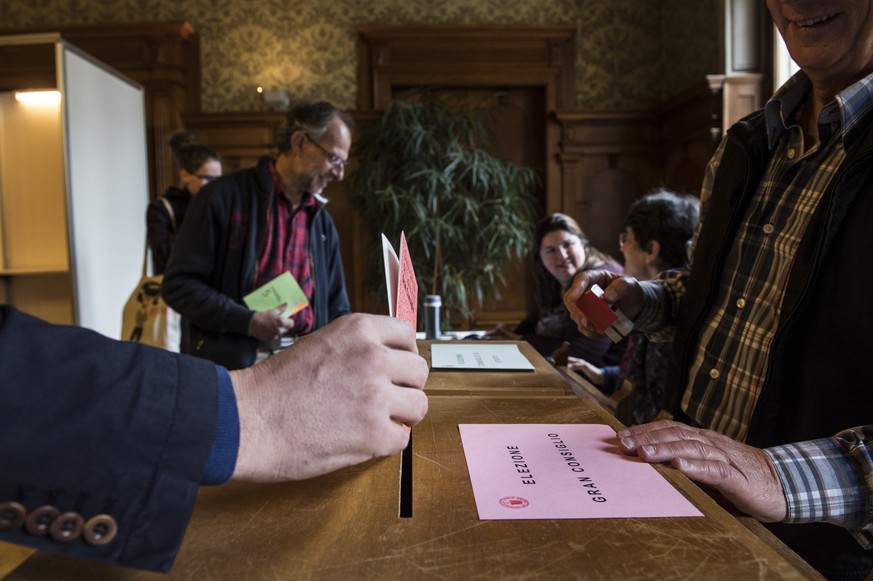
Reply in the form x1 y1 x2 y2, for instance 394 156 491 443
430 343 534 371
459 423 703 520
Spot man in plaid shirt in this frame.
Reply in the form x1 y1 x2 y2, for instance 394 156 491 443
566 1 873 578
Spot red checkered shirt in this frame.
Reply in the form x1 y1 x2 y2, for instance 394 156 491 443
255 161 314 335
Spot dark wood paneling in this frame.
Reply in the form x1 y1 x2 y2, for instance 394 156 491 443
182 25 759 325
183 78 739 320
354 25 575 327
554 110 658 261
357 25 576 110
554 77 737 260
0 41 57 91
1 23 763 330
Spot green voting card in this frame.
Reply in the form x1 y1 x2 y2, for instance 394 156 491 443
243 272 308 317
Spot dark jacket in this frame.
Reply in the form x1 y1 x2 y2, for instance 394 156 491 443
516 260 627 367
515 301 627 367
163 166 351 370
0 306 217 572
146 186 192 275
666 107 873 575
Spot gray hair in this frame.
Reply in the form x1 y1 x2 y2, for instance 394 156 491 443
276 101 353 153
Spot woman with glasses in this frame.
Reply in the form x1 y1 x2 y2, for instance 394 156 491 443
147 130 222 275
570 190 699 424
486 213 626 367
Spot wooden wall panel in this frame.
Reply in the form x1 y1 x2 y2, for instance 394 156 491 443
0 42 57 92
554 111 658 260
184 76 728 322
0 23 762 332
182 26 759 326
357 25 576 110
552 75 749 261
182 111 282 173
353 26 575 327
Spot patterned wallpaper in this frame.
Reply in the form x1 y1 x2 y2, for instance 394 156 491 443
660 0 722 100
1 0 721 112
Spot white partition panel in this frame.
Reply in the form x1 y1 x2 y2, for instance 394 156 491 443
62 44 148 339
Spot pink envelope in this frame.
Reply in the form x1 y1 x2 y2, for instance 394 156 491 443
459 424 703 520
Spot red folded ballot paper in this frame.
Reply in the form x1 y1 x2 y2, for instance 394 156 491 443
382 231 418 331
382 232 418 432
575 284 633 343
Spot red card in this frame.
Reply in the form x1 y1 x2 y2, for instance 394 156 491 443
382 231 418 331
576 286 618 333
395 232 418 330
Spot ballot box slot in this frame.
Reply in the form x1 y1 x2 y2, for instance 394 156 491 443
399 433 413 517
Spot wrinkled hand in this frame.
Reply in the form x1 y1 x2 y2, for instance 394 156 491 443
617 420 787 522
483 323 520 340
229 313 429 482
563 270 644 337
248 304 295 342
566 356 603 386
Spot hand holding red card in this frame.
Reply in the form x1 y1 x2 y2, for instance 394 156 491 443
575 284 633 343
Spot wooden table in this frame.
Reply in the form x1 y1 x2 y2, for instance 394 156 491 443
8 396 820 580
420 340 575 397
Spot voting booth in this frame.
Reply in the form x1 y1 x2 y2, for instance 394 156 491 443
0 33 149 339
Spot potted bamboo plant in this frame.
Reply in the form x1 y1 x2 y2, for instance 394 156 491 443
350 92 538 329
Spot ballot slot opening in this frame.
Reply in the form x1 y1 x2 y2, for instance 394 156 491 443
399 433 413 518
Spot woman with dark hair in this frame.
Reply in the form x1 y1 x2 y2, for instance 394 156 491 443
146 130 222 275
487 213 626 367
572 189 699 424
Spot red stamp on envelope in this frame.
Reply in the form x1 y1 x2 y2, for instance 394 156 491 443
575 284 633 343
499 496 530 509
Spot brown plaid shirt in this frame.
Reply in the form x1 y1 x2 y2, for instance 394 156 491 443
637 70 873 537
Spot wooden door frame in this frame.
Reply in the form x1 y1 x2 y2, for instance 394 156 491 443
357 25 575 215
355 25 575 326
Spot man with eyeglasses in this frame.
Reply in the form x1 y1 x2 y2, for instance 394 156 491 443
163 102 352 370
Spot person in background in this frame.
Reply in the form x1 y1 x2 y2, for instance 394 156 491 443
487 213 626 367
570 190 699 424
163 102 352 370
146 130 222 275
565 1 873 577
0 305 427 573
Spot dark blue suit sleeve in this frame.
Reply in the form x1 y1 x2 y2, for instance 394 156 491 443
0 306 220 572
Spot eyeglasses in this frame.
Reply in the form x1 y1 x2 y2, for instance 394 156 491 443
304 133 347 170
196 174 220 183
618 231 628 248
